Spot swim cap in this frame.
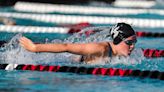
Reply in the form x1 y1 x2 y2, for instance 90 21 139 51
110 23 135 45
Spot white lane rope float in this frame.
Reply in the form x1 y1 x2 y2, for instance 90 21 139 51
14 2 164 15
113 0 156 8
0 12 164 28
0 25 69 33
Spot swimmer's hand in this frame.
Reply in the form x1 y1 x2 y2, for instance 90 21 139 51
19 37 36 52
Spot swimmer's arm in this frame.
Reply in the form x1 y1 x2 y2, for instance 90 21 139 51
19 37 107 56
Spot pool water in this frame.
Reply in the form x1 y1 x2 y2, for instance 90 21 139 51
0 2 164 92
0 70 164 92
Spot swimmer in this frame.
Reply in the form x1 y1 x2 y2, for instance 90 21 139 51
19 23 137 64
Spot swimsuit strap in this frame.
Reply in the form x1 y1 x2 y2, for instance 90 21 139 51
107 42 113 57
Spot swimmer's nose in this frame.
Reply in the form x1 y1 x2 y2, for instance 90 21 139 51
130 44 135 51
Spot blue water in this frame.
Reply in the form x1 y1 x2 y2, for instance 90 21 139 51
0 2 164 92
0 70 164 92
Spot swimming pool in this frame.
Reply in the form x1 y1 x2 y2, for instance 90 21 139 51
0 1 164 92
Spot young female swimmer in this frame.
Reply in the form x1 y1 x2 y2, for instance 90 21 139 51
19 23 137 64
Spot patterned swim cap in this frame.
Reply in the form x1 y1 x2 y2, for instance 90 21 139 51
110 23 135 45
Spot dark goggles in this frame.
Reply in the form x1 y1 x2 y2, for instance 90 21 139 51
124 39 137 46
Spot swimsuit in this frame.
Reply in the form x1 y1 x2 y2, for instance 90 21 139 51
108 42 113 57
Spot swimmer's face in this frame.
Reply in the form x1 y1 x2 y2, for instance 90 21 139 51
116 35 137 56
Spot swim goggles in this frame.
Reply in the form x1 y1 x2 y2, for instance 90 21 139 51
124 39 137 46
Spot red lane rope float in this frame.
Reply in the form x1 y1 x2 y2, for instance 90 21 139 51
142 49 164 58
0 64 164 80
136 31 164 37
61 22 92 34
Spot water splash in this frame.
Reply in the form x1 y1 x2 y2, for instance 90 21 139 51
0 33 72 65
110 48 144 65
64 26 112 43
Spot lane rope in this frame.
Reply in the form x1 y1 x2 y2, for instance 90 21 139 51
113 0 156 8
0 12 164 28
0 24 164 38
136 31 164 37
14 2 162 15
0 63 163 80
142 49 164 58
0 25 69 33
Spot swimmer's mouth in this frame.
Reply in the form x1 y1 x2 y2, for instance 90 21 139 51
128 53 131 55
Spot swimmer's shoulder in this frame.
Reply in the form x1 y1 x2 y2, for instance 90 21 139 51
97 42 111 49
92 42 111 56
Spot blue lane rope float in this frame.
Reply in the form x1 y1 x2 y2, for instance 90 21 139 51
0 63 164 80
